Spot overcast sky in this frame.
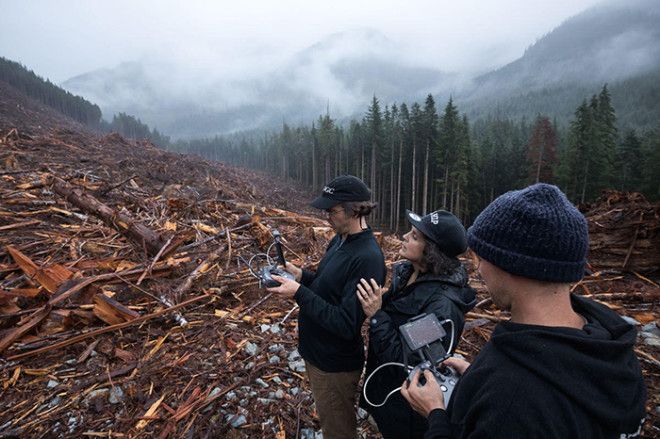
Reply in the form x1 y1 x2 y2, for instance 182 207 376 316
0 0 605 84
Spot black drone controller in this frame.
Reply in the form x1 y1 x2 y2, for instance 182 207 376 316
259 266 295 288
407 360 460 404
258 230 295 288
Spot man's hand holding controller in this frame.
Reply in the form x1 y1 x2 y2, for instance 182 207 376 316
401 357 471 416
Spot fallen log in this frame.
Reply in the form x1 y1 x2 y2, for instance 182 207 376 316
6 293 212 361
49 176 165 256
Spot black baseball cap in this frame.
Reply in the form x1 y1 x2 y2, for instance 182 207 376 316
406 209 467 257
310 175 371 209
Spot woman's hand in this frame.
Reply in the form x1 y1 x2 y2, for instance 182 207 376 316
285 262 302 282
356 278 384 318
267 275 300 299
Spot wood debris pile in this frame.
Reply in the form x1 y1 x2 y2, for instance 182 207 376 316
580 190 660 273
0 85 658 437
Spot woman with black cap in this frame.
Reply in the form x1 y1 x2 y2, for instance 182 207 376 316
356 209 476 439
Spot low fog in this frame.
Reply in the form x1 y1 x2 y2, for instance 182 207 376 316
1 0 658 138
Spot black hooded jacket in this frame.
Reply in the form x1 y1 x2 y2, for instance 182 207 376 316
425 294 647 439
360 261 476 439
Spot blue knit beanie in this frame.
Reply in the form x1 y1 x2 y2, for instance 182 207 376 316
467 183 588 282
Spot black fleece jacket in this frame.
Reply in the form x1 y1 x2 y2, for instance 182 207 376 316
360 261 476 439
294 227 386 372
425 294 647 439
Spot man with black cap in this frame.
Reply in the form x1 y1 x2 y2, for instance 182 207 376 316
269 175 386 439
400 183 647 438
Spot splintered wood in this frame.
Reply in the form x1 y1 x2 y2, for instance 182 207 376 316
0 123 658 438
580 190 660 272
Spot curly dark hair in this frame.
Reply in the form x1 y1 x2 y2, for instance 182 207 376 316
341 201 378 218
422 238 461 276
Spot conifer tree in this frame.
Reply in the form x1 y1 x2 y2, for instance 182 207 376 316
526 115 558 183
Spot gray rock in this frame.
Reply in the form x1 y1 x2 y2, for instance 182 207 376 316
255 378 269 388
245 361 255 370
258 398 273 404
48 396 62 408
272 377 282 385
275 389 285 399
300 428 323 439
288 349 301 361
268 344 284 353
644 336 660 347
268 391 275 399
225 391 237 401
239 399 249 407
621 315 640 326
226 413 247 428
67 416 78 433
290 387 300 396
109 386 124 404
270 324 281 334
269 355 280 364
47 380 59 388
260 324 271 333
87 388 109 400
208 387 223 400
288 359 306 372
641 322 659 335
244 342 259 356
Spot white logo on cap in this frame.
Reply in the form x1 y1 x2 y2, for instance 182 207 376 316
323 186 335 194
409 213 422 221
430 212 439 224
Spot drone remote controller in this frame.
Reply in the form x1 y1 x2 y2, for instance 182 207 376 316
407 360 460 404
259 266 295 288
256 229 295 288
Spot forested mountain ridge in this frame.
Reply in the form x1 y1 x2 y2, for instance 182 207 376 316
0 56 102 127
0 58 169 146
61 0 660 138
460 0 660 129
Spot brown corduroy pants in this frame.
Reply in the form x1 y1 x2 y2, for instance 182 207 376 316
305 361 362 439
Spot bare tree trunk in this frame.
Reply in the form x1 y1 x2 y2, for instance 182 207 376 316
456 183 461 218
396 139 403 232
536 143 543 183
411 142 417 213
312 141 317 189
361 144 365 181
442 164 449 208
580 160 589 204
389 140 395 229
423 140 429 214
371 142 377 203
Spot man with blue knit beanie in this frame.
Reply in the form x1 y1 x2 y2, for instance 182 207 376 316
401 183 647 438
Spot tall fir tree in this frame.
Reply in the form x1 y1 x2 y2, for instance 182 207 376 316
526 115 558 183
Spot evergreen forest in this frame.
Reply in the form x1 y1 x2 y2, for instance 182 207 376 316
170 88 660 229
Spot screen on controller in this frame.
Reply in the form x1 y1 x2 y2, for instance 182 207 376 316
399 313 446 351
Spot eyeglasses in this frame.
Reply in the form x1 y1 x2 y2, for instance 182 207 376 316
325 207 344 217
